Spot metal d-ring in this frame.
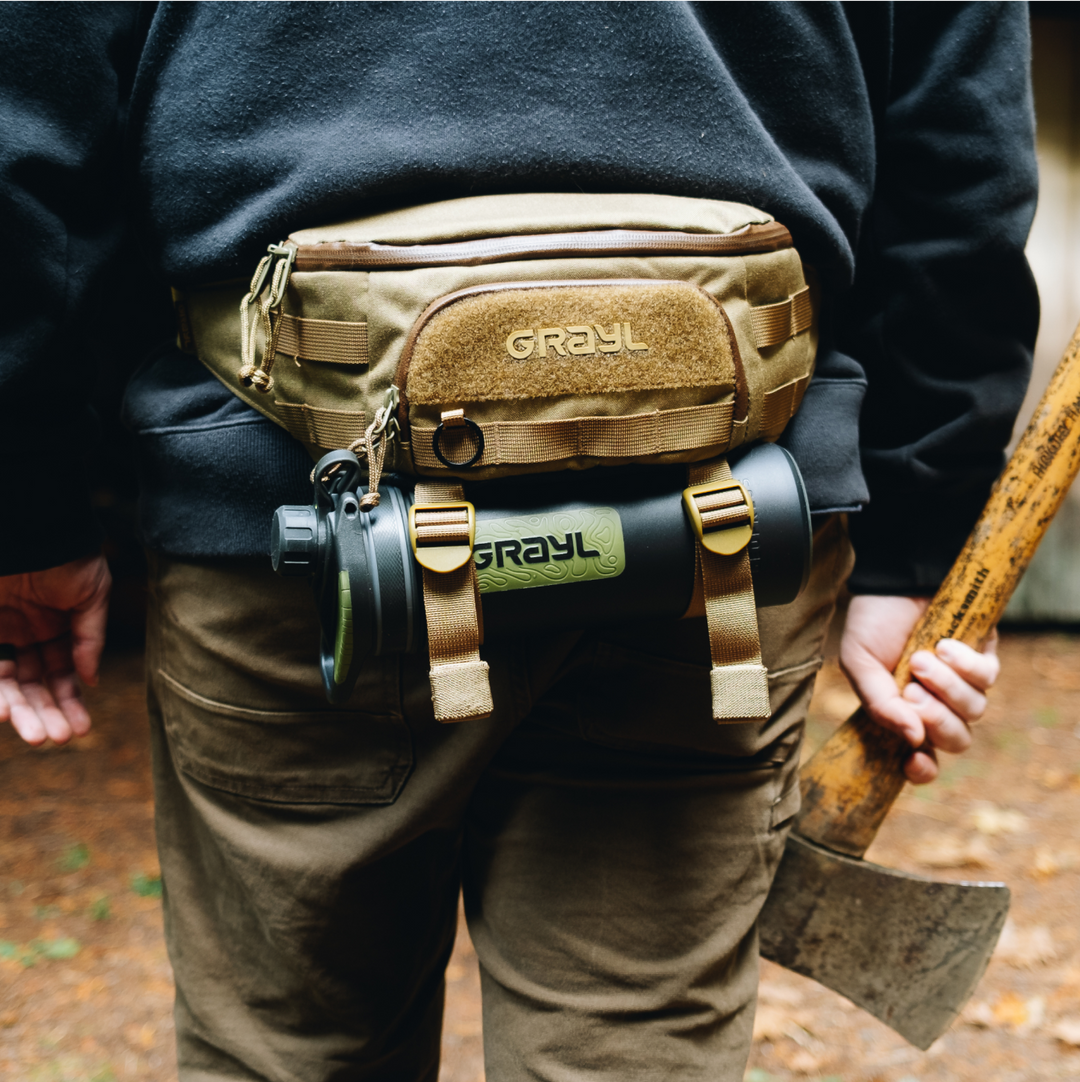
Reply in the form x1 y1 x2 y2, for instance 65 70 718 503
432 417 485 468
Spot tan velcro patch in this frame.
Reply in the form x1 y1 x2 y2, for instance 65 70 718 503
405 280 737 405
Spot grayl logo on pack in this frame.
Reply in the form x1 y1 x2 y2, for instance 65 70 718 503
505 323 648 360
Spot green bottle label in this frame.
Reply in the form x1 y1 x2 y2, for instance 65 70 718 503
474 507 625 594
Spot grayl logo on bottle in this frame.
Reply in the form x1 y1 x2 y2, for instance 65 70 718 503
475 531 601 570
505 323 648 359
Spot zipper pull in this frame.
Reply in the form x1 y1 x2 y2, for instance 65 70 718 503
239 242 297 391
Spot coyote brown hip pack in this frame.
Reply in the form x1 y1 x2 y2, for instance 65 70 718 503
175 193 818 725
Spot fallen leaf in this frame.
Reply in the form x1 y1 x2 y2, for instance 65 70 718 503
1022 995 1046 1032
753 1004 791 1041
1030 845 1074 880
991 991 1030 1027
970 803 1028 836
993 920 1058 968
752 1005 816 1043
1051 1018 1080 1046
124 1023 156 1049
757 982 804 1007
961 999 995 1027
75 977 107 1002
911 832 994 869
1041 768 1068 790
784 1020 819 1049
786 1048 825 1074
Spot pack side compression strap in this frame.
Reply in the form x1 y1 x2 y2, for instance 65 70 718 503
413 481 493 722
686 459 771 721
276 402 367 447
276 313 370 366
750 285 812 350
760 373 811 440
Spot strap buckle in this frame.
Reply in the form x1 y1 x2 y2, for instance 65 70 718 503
409 500 476 572
683 480 754 556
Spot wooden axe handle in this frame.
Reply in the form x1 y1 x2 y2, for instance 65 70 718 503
797 318 1080 858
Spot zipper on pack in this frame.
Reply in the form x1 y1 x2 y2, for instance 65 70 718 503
290 222 792 272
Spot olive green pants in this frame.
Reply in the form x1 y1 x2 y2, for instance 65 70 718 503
145 516 852 1082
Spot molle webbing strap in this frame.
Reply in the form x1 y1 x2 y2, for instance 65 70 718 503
413 480 493 722
275 313 370 366
687 459 771 722
750 285 812 350
411 401 735 470
275 402 367 447
760 373 811 439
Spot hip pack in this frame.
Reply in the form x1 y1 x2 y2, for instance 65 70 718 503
176 193 817 724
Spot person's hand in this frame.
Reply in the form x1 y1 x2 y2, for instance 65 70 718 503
0 554 111 746
839 594 999 785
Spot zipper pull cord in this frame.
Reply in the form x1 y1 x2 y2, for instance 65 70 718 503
350 386 401 511
238 244 296 393
238 253 272 386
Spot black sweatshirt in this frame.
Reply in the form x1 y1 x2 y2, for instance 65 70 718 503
0 1 1038 594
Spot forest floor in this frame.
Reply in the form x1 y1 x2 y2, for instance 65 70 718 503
1 631 1079 1082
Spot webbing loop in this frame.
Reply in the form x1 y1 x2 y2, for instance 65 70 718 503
750 285 812 349
685 459 771 722
413 480 492 723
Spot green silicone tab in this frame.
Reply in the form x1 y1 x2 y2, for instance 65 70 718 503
334 569 354 685
474 507 624 594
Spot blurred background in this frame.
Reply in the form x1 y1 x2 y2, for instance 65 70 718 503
4 7 1080 1082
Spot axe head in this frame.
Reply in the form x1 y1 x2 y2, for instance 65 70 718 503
759 832 1010 1049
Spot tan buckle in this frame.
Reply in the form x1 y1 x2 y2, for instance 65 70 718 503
409 500 476 572
683 480 754 556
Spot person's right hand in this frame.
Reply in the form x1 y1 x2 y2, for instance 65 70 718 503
0 554 111 745
839 594 1000 784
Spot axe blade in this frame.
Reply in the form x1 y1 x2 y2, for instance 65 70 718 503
759 833 1010 1050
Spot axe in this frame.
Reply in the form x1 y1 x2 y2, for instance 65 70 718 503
759 318 1080 1049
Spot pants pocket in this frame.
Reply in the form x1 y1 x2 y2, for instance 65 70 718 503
154 668 413 805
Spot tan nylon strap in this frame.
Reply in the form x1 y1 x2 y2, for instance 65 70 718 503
750 285 812 349
760 373 811 438
275 401 367 447
687 459 770 721
414 480 492 722
275 313 370 366
412 401 734 470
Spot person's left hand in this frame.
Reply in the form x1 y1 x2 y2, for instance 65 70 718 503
0 554 111 746
839 594 1000 784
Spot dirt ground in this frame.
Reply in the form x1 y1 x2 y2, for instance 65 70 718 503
2 631 1079 1082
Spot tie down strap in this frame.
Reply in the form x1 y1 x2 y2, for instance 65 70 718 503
410 481 493 722
684 459 771 721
